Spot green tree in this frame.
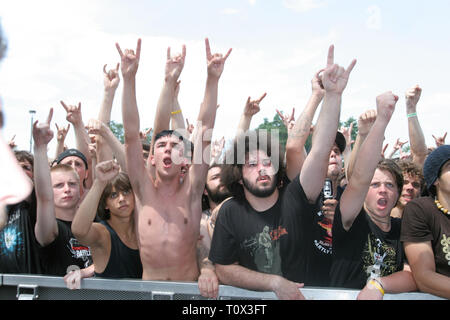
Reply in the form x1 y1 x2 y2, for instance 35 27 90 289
339 116 357 143
255 114 359 154
109 120 124 144
257 113 288 152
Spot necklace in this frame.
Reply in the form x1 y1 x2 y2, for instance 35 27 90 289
434 198 449 215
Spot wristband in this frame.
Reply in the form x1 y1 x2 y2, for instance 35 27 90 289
368 279 385 296
171 109 182 115
407 112 417 118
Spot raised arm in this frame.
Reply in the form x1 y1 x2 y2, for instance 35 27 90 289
189 38 231 197
60 101 93 188
33 108 59 246
170 80 187 132
236 93 266 135
386 138 408 159
405 85 428 167
339 92 397 230
149 45 186 155
116 38 148 196
99 63 120 123
432 132 447 148
87 119 126 171
72 160 120 247
95 63 121 163
54 123 70 159
346 109 377 180
300 45 356 201
285 69 325 180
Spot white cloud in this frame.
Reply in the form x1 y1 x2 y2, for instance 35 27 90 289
249 0 257 5
283 0 326 13
366 5 382 30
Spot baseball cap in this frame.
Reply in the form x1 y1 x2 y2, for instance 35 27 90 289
335 131 346 154
54 148 88 169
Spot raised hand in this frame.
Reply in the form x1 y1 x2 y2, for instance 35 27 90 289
376 92 398 123
33 108 54 147
140 127 152 141
357 109 377 137
321 45 357 94
103 63 120 91
432 132 447 148
312 68 326 97
95 160 120 183
340 121 354 147
244 93 267 117
87 118 107 137
211 136 226 160
393 138 408 152
165 45 186 83
205 38 232 79
116 38 141 80
55 123 70 142
405 85 422 111
276 108 296 133
61 101 83 126
186 118 194 135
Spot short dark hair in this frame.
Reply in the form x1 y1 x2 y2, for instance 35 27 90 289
376 159 404 201
221 130 285 202
152 129 193 159
98 172 133 220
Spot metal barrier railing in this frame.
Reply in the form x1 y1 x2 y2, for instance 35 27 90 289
0 273 444 300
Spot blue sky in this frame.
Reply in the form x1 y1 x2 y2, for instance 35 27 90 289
0 0 448 157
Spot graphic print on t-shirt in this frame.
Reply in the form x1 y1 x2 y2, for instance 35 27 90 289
0 212 23 256
314 217 333 255
240 225 287 274
67 237 91 268
362 233 398 279
441 234 450 266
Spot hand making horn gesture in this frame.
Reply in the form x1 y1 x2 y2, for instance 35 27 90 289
244 93 267 117
321 45 357 95
32 108 54 147
165 45 186 83
115 38 142 80
205 38 232 80
103 63 120 91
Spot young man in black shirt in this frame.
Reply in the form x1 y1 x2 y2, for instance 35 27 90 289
209 45 356 299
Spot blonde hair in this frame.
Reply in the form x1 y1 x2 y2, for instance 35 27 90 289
50 163 80 184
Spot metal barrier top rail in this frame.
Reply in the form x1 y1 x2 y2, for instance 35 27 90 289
0 274 445 300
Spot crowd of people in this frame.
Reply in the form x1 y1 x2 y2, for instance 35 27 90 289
0 23 449 300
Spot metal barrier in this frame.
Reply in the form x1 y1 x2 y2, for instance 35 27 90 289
0 274 444 300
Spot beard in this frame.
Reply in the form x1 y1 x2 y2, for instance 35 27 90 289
205 184 232 204
242 175 278 198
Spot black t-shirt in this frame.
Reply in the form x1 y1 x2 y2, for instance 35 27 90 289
330 205 404 289
0 192 42 274
39 219 93 276
278 175 323 285
209 194 284 275
308 185 345 287
401 196 450 277
94 221 142 279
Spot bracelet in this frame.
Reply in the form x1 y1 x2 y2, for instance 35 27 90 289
368 279 385 296
407 112 417 118
171 109 182 115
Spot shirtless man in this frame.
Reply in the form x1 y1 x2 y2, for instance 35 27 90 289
116 38 231 281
